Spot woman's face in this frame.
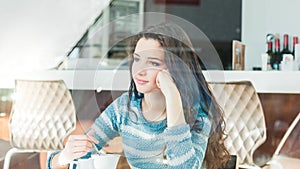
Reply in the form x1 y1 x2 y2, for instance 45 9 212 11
132 37 167 94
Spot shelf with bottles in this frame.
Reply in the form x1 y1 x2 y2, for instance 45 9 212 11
264 33 299 71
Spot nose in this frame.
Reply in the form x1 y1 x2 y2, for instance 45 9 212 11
136 67 147 76
132 62 147 77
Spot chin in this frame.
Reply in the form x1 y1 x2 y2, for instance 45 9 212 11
136 88 149 94
137 87 161 94
135 86 148 93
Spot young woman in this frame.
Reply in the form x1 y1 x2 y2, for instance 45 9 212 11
48 22 229 169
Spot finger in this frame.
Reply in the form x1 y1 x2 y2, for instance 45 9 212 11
162 69 172 77
68 135 91 141
72 145 93 153
72 140 93 149
156 70 171 83
73 151 89 159
161 69 174 82
65 140 92 152
161 68 169 73
68 134 98 145
156 75 161 88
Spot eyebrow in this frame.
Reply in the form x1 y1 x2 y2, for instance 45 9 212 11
133 53 141 57
147 57 163 61
133 53 163 61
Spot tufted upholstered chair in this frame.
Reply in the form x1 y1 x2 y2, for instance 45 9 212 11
208 81 267 169
3 80 76 169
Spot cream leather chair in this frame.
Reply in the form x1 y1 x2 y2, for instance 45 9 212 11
208 81 267 169
4 80 76 169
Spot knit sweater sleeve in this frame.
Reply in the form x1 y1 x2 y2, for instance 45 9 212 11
164 108 211 168
46 93 127 169
88 93 127 150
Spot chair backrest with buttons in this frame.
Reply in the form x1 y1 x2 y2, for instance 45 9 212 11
9 79 76 151
208 81 267 168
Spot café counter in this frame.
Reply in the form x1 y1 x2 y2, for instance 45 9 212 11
1 70 300 162
1 70 300 93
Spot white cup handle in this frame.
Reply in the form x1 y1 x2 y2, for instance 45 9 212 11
69 161 77 169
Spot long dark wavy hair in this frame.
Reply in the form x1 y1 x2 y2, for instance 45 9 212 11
126 22 230 169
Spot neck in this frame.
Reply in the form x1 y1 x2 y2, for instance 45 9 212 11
142 90 166 121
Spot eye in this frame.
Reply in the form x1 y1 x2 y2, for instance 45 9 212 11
133 57 140 62
150 61 160 67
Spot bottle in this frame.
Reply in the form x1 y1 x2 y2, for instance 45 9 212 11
281 34 292 54
266 41 273 70
281 34 292 62
272 34 281 70
292 36 298 60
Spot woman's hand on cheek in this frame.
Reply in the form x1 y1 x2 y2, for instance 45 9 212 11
156 70 179 98
156 70 185 127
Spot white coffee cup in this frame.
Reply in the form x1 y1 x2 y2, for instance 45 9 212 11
91 154 121 169
70 158 95 169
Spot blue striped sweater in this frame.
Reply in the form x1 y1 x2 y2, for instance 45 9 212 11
47 92 211 169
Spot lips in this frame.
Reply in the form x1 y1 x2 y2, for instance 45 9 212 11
135 78 148 85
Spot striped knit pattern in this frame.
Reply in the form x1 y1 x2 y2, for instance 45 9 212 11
90 92 211 168
47 92 211 169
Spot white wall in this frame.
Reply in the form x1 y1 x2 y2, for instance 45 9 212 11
242 0 300 70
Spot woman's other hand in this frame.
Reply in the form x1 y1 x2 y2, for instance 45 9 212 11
58 130 98 166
